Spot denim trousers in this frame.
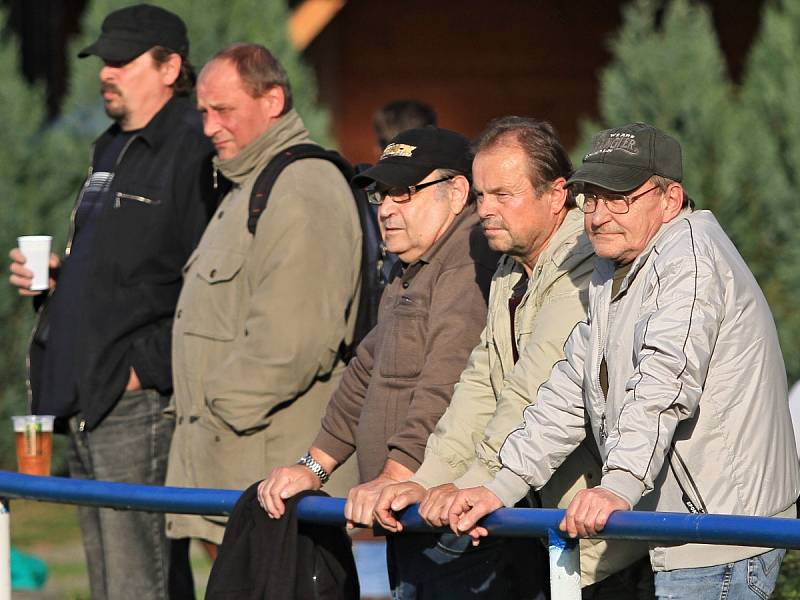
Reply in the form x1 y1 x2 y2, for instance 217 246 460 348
386 531 549 600
67 388 175 600
654 548 785 600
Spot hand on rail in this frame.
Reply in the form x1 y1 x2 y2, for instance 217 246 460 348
418 483 459 527
373 481 426 532
345 459 413 529
258 464 321 519
447 485 503 546
559 487 631 538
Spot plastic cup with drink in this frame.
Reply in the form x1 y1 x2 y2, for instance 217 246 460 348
12 415 55 476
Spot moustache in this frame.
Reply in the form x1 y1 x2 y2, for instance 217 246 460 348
481 218 505 230
100 82 121 96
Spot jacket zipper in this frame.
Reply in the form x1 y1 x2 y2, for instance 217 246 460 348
669 446 708 514
114 192 158 208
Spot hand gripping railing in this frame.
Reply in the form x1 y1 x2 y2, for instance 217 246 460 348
2 470 800 599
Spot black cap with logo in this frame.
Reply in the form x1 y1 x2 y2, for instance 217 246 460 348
566 122 682 192
352 127 472 189
78 3 188 63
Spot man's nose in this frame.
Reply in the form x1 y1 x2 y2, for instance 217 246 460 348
378 197 399 220
203 112 220 139
476 194 496 219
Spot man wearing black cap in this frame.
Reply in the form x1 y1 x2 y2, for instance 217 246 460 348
446 122 799 598
8 4 215 599
259 126 498 594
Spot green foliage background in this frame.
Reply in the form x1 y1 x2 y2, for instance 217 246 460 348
0 0 329 469
575 0 800 383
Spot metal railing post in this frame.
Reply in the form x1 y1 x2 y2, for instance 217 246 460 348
0 498 10 600
548 528 580 600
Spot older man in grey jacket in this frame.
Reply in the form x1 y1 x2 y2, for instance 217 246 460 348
448 122 800 600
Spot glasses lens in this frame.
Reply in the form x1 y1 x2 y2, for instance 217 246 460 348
579 194 597 213
603 194 629 214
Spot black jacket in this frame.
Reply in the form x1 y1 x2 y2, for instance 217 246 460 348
206 486 359 600
29 95 218 429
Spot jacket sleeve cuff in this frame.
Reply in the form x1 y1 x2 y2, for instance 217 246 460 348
453 461 495 489
599 470 643 509
409 453 461 489
387 448 422 474
312 428 356 467
484 467 531 507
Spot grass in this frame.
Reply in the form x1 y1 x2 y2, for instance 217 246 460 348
9 499 213 599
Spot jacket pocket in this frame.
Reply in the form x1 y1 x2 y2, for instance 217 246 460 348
378 303 427 378
180 249 246 341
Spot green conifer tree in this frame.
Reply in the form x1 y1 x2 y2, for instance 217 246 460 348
727 0 800 382
575 0 735 214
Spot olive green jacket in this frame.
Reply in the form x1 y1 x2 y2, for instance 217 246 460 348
166 111 360 543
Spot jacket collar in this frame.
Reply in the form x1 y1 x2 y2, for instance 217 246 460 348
97 95 194 151
497 208 594 290
214 109 311 185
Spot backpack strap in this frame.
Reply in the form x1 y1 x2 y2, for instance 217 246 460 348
248 143 355 235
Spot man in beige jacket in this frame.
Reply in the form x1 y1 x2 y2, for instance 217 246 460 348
165 43 360 555
374 117 650 598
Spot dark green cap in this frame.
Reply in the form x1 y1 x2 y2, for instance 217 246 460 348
567 122 682 192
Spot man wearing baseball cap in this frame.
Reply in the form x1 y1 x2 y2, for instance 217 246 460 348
447 122 799 598
9 4 216 599
258 126 499 595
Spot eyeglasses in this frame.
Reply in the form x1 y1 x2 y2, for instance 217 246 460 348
369 176 454 205
578 185 660 214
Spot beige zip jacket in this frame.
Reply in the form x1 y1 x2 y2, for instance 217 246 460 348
489 210 800 570
412 209 649 585
166 111 361 543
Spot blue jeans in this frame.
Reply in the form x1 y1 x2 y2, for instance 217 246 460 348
386 532 548 600
67 389 175 600
654 549 785 600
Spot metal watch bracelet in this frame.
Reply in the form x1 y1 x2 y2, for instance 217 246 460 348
297 452 330 485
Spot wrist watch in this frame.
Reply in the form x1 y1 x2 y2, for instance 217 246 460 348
297 452 330 485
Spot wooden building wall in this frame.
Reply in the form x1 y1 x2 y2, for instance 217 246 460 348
304 0 764 164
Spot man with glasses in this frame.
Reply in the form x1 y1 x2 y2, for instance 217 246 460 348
446 122 799 599
259 126 498 596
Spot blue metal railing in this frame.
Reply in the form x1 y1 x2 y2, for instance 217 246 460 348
1 470 799 549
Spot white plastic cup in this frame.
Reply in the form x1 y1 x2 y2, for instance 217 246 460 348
17 235 52 291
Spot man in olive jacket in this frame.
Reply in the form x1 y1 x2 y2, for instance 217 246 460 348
166 44 361 546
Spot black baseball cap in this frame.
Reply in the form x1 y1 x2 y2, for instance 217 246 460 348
352 127 472 189
567 122 682 192
78 4 189 63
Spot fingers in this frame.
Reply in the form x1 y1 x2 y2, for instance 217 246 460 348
259 465 318 519
559 488 630 538
9 251 36 294
446 487 502 536
345 486 374 528
419 483 458 527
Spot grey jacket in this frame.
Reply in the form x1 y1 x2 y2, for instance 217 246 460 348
488 210 799 570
